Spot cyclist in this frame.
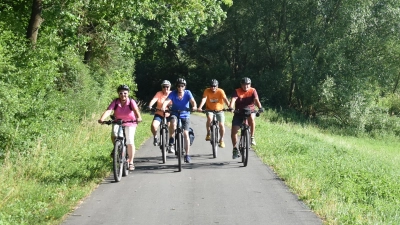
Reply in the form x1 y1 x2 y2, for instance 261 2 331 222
228 77 263 159
161 78 197 163
148 80 172 150
197 79 230 148
98 84 143 170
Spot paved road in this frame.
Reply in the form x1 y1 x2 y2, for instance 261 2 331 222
62 115 322 225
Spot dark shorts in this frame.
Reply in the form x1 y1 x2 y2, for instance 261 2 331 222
232 113 255 127
153 114 171 123
170 115 190 131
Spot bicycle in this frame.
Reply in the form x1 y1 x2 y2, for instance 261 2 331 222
102 118 137 182
201 109 229 158
234 108 262 167
150 107 170 164
169 108 191 172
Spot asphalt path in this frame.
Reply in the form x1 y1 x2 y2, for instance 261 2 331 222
62 115 322 225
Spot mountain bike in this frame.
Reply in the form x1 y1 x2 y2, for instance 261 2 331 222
170 108 191 172
201 109 229 158
234 108 262 167
151 107 170 164
102 118 136 182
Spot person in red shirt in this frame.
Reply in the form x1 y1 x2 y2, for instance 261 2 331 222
197 79 230 148
228 77 263 159
98 84 142 170
148 80 172 147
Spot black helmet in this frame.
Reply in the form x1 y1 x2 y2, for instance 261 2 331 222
241 77 251 84
176 78 186 86
210 79 218 86
117 84 130 92
161 80 171 87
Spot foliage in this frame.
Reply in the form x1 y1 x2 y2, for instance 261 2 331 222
0 113 153 225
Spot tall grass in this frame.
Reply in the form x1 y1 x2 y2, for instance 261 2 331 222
0 113 153 225
253 109 400 224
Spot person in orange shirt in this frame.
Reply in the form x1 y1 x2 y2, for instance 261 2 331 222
197 79 230 148
229 77 263 159
148 80 172 147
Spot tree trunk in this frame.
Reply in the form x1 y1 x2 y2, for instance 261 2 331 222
26 0 43 46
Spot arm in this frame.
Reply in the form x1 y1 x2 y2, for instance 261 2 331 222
133 107 142 122
223 96 230 108
197 97 207 111
161 98 171 111
190 98 197 111
148 97 158 110
229 97 237 110
98 110 113 123
254 98 262 109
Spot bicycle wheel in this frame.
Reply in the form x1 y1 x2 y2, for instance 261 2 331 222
122 145 129 177
176 132 182 172
239 132 245 163
211 124 217 158
243 128 250 167
113 140 123 182
160 127 167 164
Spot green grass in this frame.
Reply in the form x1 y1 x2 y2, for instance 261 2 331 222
252 114 400 224
0 112 153 225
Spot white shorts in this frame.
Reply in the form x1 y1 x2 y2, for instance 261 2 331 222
111 125 136 145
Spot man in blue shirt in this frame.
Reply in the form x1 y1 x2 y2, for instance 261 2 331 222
161 78 197 163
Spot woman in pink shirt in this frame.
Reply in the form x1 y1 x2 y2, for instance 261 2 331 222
148 80 172 146
98 84 142 170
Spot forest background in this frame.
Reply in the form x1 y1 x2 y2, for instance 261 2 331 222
1 0 400 224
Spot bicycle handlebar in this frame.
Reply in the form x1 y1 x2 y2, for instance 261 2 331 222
199 109 230 113
101 119 137 125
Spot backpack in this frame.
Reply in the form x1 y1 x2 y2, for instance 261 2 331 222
113 98 134 111
189 127 195 146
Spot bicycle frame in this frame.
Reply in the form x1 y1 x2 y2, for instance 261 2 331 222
151 107 170 164
234 109 260 167
102 119 136 182
170 108 190 172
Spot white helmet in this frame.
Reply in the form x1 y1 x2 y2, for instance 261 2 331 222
161 80 171 86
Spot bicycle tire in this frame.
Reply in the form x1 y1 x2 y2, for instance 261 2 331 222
243 128 250 167
239 132 245 163
122 145 129 177
176 131 182 172
161 127 167 164
113 140 123 182
211 124 217 158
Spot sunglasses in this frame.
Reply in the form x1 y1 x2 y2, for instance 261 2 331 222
119 92 128 95
177 85 185 88
210 85 217 88
162 86 170 88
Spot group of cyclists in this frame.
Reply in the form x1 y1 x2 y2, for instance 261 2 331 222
98 77 263 170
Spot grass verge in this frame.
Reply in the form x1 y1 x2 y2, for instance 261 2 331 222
0 112 153 225
252 112 400 224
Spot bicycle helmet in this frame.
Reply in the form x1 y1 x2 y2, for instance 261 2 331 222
241 77 251 84
210 79 218 86
176 78 186 86
117 84 130 92
161 80 171 87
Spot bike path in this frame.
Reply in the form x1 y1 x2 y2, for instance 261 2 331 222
62 114 322 225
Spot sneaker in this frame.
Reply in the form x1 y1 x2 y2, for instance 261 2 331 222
169 137 174 146
184 155 191 163
168 146 175 154
153 136 159 146
232 147 239 159
219 141 225 148
205 134 211 141
251 136 256 146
